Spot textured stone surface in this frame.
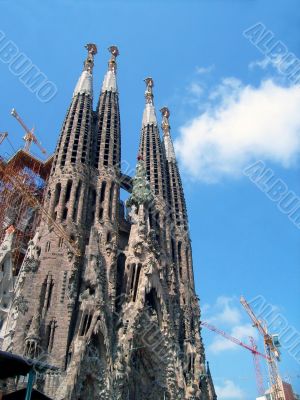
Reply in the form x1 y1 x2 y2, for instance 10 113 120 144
1 45 217 400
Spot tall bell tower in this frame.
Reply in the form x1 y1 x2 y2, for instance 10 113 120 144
2 44 217 400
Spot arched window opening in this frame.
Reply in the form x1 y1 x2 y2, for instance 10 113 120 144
129 263 136 295
179 318 185 352
171 238 176 263
100 181 106 203
108 183 114 220
65 180 72 203
145 287 162 326
46 319 56 352
106 231 112 243
80 312 93 336
115 253 126 313
178 241 182 279
185 247 190 282
88 187 97 226
133 263 141 302
53 183 61 218
72 180 82 222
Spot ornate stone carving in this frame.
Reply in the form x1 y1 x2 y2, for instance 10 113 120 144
13 295 28 315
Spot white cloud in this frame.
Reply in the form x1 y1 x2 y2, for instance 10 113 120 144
175 79 300 182
202 296 259 355
208 323 258 354
215 379 245 399
196 65 215 74
203 296 242 326
249 56 298 79
187 82 204 96
249 57 271 70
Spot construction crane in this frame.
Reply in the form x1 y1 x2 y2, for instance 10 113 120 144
11 108 47 155
249 336 265 396
0 158 81 257
240 296 282 400
0 132 8 145
200 320 268 396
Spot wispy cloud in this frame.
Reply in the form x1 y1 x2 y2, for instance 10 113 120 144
196 64 215 75
202 296 259 355
204 296 242 326
249 57 271 70
175 79 300 182
215 379 245 399
187 82 204 97
209 323 258 354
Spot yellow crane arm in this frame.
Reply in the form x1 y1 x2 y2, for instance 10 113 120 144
240 296 267 338
11 108 47 155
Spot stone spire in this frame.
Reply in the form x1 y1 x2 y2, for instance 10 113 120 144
73 43 97 97
142 77 157 126
160 107 176 161
50 43 97 176
24 311 41 358
1 46 217 400
102 45 119 93
161 107 188 232
94 45 121 170
206 362 218 400
139 78 166 198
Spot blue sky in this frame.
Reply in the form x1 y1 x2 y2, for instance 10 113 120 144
0 1 299 398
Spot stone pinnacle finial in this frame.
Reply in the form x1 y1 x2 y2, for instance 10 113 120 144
108 45 119 72
27 311 41 339
83 43 97 74
144 77 154 105
126 158 153 208
161 106 176 161
101 45 118 92
160 106 171 135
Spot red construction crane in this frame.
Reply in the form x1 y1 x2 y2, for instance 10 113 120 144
249 336 265 395
11 108 47 155
240 296 282 400
200 320 269 396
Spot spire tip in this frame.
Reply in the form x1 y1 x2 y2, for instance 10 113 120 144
160 106 171 135
108 45 119 58
144 77 154 105
85 43 97 55
83 43 97 74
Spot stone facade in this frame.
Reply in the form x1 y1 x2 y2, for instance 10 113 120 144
1 44 217 400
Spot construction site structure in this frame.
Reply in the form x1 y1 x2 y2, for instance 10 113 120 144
201 320 268 396
0 149 53 345
257 378 297 400
240 296 283 400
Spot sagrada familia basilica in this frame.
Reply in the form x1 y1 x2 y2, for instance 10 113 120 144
0 44 217 400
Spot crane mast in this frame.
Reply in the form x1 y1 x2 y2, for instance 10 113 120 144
249 336 265 396
240 296 283 400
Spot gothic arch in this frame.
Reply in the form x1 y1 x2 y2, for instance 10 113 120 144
145 287 162 327
115 252 126 313
77 332 108 400
127 327 169 400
